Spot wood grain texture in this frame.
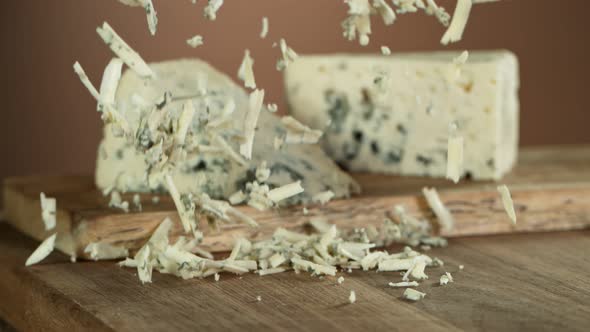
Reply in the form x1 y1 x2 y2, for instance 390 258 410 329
0 223 589 331
4 145 590 258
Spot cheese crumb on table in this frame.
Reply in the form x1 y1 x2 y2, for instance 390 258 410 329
403 288 426 302
497 184 517 224
388 281 419 288
337 276 345 284
349 290 356 304
25 233 57 266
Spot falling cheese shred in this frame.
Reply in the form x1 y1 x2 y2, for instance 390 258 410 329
25 233 57 266
73 62 100 101
381 46 391 55
237 49 256 89
281 116 323 144
260 17 269 39
40 192 56 231
276 38 298 71
186 35 204 48
96 22 155 78
422 187 454 232
145 0 158 35
203 0 224 20
446 123 464 183
440 0 473 45
239 89 265 159
497 185 517 224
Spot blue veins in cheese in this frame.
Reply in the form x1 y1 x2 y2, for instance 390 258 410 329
284 51 519 180
95 59 359 207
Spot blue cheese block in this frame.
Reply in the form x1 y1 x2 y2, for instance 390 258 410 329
95 59 359 205
284 51 519 180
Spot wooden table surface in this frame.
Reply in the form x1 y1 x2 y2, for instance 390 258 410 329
1 221 589 331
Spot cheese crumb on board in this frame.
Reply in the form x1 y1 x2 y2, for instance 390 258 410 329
25 233 57 266
337 276 345 284
349 290 356 304
238 49 256 89
96 22 154 78
381 46 391 55
260 17 269 39
459 265 464 270
267 181 304 203
312 190 335 205
497 185 517 224
239 89 265 159
40 192 56 230
229 190 247 205
214 273 220 282
403 288 426 301
440 0 472 45
422 187 454 232
152 196 160 204
186 35 204 48
439 272 454 285
109 191 130 213
388 281 419 288
446 123 464 183
133 194 142 211
84 242 129 261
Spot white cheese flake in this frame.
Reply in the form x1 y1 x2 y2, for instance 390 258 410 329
422 187 454 232
260 17 269 39
403 288 426 301
203 0 224 20
229 190 247 205
165 175 194 233
186 35 204 48
337 276 345 284
96 22 154 78
281 116 323 144
214 273 220 282
312 190 335 205
25 233 57 266
109 190 130 213
497 185 517 224
388 281 419 288
98 58 124 110
256 295 262 302
349 290 356 304
84 242 129 261
40 192 56 231
381 46 391 55
239 89 265 159
440 0 472 45
267 181 305 203
276 38 298 71
145 0 158 35
446 124 464 183
73 62 100 101
440 272 454 285
266 103 278 113
133 193 142 211
237 49 256 89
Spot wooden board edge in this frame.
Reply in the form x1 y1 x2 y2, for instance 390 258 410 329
72 182 590 255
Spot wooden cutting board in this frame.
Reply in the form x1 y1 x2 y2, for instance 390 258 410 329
3 145 590 259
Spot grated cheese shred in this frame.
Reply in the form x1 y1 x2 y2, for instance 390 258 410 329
497 185 517 224
422 187 454 232
25 233 57 266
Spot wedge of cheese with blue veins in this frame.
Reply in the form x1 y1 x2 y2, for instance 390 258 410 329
95 59 359 205
284 51 519 180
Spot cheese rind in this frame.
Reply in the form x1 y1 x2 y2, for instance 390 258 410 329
284 51 519 180
95 59 359 205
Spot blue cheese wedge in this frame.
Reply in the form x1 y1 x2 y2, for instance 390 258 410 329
284 51 519 180
95 59 359 205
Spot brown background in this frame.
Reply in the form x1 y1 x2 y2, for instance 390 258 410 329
1 0 589 184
